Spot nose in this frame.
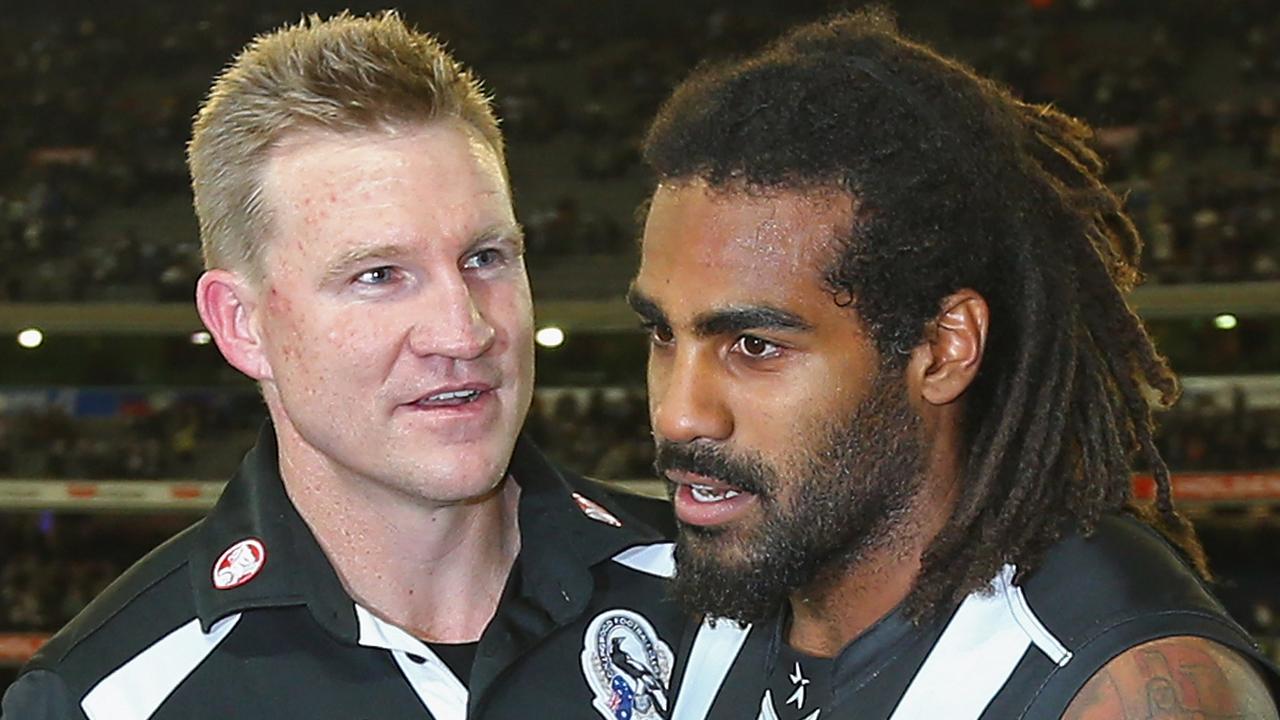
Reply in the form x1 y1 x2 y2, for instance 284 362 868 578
649 348 733 445
407 273 496 360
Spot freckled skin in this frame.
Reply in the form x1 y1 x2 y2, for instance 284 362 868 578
251 122 535 509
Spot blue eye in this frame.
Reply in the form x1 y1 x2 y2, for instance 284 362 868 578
463 248 503 270
355 267 395 285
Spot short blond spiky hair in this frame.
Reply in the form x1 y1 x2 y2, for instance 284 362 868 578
187 11 503 278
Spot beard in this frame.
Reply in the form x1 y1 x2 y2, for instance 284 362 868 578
656 370 926 624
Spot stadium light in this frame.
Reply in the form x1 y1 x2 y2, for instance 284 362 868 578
1213 313 1238 331
535 326 565 348
17 328 44 349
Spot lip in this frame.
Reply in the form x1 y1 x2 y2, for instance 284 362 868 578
664 469 736 492
665 470 759 527
405 381 496 406
394 382 501 421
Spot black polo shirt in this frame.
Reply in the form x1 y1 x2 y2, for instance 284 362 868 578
3 426 686 720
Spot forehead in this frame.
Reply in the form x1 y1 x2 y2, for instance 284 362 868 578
636 181 853 312
262 121 505 207
256 122 512 268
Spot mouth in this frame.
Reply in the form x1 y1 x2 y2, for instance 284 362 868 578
666 470 759 526
689 484 742 503
406 383 494 409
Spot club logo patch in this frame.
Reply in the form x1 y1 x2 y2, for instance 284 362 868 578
581 609 674 720
212 538 266 590
573 492 623 528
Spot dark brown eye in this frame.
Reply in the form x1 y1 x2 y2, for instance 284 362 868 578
736 335 777 358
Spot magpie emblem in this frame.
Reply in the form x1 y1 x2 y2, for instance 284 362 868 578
581 609 674 720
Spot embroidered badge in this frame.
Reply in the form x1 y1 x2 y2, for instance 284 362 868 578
581 609 674 720
573 492 623 528
212 538 266 590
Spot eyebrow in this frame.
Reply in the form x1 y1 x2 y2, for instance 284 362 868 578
626 286 813 337
322 243 415 284
321 223 525 284
695 305 813 336
464 222 526 256
627 287 669 326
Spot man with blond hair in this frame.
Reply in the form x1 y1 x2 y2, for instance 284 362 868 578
2 13 682 720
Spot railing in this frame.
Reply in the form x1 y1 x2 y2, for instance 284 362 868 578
2 473 1278 512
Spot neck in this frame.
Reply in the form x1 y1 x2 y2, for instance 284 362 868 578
786 528 927 658
787 430 962 658
273 422 521 644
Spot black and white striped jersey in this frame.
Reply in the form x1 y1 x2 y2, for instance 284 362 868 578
664 514 1280 720
2 426 687 720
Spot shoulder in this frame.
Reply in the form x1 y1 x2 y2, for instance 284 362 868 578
24 522 202 681
2 668 84 720
1030 513 1205 594
1021 514 1241 643
1064 636 1279 719
1006 514 1280 717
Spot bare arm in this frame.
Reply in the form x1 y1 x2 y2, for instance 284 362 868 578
1063 636 1278 720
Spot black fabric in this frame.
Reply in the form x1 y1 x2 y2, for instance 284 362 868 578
760 642 834 719
675 514 1279 720
422 642 480 688
3 423 686 720
1003 516 1280 718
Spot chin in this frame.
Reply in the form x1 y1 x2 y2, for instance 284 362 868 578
430 454 512 500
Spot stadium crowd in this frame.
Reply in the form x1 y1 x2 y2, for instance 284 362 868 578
2 0 1278 688
0 384 1275 484
0 387 655 481
2 0 1278 301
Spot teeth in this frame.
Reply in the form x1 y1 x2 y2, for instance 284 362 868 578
425 389 480 402
689 484 741 503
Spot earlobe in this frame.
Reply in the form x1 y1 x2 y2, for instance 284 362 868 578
195 270 273 381
916 290 989 406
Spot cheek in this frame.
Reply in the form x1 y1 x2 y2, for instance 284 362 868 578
645 358 665 410
269 304 395 373
734 392 804 447
263 289 307 363
478 278 534 341
728 358 850 446
322 315 386 353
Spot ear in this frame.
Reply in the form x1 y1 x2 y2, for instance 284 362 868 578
907 289 989 406
195 270 273 381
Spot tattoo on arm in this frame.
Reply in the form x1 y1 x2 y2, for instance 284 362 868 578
1062 636 1278 720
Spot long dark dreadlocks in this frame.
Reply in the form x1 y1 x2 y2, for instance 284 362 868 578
641 7 1205 618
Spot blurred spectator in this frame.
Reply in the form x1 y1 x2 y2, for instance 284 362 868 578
2 0 1278 301
0 382 1275 483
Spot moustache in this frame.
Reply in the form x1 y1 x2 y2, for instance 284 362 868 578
653 441 772 497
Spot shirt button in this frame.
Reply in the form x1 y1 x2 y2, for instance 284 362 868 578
407 653 427 664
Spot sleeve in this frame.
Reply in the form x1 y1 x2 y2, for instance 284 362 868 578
2 669 86 720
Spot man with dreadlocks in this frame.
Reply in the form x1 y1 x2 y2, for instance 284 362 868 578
626 9 1280 720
